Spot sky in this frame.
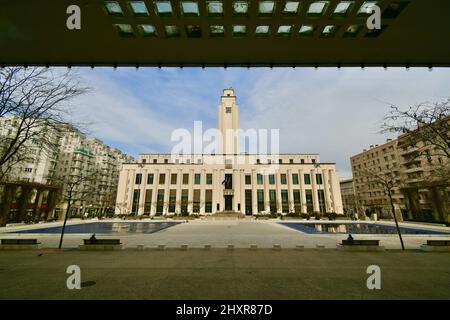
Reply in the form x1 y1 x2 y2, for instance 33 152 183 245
69 67 450 179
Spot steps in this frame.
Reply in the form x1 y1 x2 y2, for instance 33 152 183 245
203 211 246 220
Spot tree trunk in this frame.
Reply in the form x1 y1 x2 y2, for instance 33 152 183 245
58 194 71 249
389 191 405 250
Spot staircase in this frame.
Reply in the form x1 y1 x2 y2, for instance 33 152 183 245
204 211 245 220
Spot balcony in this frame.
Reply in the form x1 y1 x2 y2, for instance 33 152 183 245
223 189 234 196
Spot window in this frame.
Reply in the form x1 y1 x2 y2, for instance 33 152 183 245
322 25 339 37
169 190 176 212
233 1 249 15
300 159 305 164
183 173 189 184
147 173 154 184
299 25 316 37
289 159 294 164
164 159 169 163
255 25 270 37
308 1 329 16
105 1 123 16
154 1 173 17
282 1 300 15
258 1 275 16
171 173 177 184
153 159 157 163
205 190 213 213
293 191 301 213
316 173 323 185
186 25 202 38
144 189 152 214
281 190 289 213
206 1 224 17
269 190 277 212
292 174 299 185
131 190 140 214
114 24 134 37
193 189 200 213
312 159 316 163
243 174 251 185
135 173 142 184
304 174 311 185
226 107 232 113
206 173 213 184
257 174 263 185
277 25 292 37
257 190 265 212
194 173 201 184
128 1 149 16
210 25 225 37
159 173 166 184
156 190 164 215
233 25 247 37
333 1 353 16
280 174 287 185
181 189 189 213
269 174 275 185
180 1 200 16
164 25 180 37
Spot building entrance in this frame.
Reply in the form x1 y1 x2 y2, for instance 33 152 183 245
224 195 233 211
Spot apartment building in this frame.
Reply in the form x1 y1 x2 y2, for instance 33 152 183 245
351 116 449 222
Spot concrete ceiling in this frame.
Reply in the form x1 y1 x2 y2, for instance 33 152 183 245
1 0 450 67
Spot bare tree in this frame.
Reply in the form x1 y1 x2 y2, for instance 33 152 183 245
381 99 450 160
360 168 405 250
0 67 89 181
50 169 100 248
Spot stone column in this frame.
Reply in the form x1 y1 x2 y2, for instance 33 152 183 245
33 189 43 222
322 169 331 213
188 168 194 214
0 185 17 226
212 169 218 213
218 169 224 212
200 169 206 215
276 173 282 214
252 169 258 215
150 169 159 217
163 168 170 216
264 174 270 212
138 168 147 215
175 169 182 215
287 169 294 213
240 169 245 214
299 169 307 213
126 169 135 214
311 168 319 213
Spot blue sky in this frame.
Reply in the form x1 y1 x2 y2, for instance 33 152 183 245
70 67 450 179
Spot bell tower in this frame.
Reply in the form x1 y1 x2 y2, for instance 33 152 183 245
218 88 240 155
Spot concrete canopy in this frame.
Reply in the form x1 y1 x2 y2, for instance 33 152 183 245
1 0 450 67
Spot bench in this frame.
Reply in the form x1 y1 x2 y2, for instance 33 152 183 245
0 238 41 250
426 240 450 246
342 239 380 246
79 238 122 251
338 238 384 251
420 240 450 252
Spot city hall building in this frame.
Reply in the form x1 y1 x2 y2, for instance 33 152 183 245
115 89 343 216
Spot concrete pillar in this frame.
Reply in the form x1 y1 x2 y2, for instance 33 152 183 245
212 169 218 213
219 169 224 212
299 169 306 213
150 169 159 217
311 168 319 213
188 168 194 214
163 168 170 215
138 168 147 215
264 173 270 212
200 169 206 215
252 169 258 214
33 189 43 222
287 169 294 213
175 169 182 215
240 169 245 214
276 172 282 214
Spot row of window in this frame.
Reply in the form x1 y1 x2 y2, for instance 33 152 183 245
134 172 324 185
131 188 327 214
114 22 384 38
141 157 317 164
105 1 405 19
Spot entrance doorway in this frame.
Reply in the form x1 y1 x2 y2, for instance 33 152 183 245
225 195 233 211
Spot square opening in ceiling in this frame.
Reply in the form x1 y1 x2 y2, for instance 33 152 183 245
165 25 180 37
357 1 379 16
277 25 292 37
186 25 202 37
333 1 354 17
210 25 225 37
138 24 157 37
282 1 300 16
255 25 270 37
259 1 275 16
382 1 409 19
233 25 247 37
343 24 362 37
128 1 149 16
207 1 224 17
114 24 134 37
154 1 173 17
299 24 317 37
321 25 339 37
233 1 249 15
181 1 200 17
307 1 330 17
105 1 123 16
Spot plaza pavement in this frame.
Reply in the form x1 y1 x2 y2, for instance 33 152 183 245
1 219 450 250
0 249 449 299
